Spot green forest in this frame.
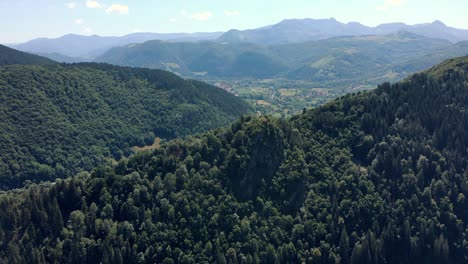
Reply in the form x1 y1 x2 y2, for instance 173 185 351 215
0 56 466 263
0 63 250 188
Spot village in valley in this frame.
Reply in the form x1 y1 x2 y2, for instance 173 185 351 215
211 79 373 117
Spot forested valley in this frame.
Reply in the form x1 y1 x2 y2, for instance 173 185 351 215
0 63 250 188
0 56 466 263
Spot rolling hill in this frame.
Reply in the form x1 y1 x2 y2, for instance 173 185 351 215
95 41 289 78
394 40 468 73
0 63 251 189
0 56 466 263
277 31 453 82
0 44 56 66
95 32 454 84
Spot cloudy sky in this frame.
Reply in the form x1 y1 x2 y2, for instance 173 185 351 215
1 0 467 43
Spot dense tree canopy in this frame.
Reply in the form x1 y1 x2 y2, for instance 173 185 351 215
0 57 467 263
0 63 251 188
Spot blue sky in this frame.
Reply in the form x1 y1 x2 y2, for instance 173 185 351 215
1 0 468 43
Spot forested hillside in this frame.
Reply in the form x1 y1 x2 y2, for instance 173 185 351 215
0 56 466 263
0 63 250 188
0 44 56 66
95 32 454 83
95 41 288 79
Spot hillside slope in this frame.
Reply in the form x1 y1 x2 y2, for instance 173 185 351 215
0 44 56 66
394 41 468 73
95 41 288 78
278 32 452 82
95 33 451 83
0 63 251 188
0 57 466 263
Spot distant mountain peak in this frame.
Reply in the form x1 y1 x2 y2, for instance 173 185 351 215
217 18 468 45
431 20 447 27
62 34 82 38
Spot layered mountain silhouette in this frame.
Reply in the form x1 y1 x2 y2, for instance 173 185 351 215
95 32 468 85
8 18 468 61
218 18 468 44
10 32 222 59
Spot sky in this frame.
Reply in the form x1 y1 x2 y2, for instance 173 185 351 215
1 0 468 44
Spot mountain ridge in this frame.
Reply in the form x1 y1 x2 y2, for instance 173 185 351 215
217 18 468 44
95 32 457 83
0 44 56 66
9 32 223 59
8 18 468 61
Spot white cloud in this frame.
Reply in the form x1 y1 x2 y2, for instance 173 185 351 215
106 4 129 15
65 2 76 9
180 10 188 16
190 11 212 21
74 18 84 25
377 0 403 10
86 0 102 9
224 10 240 16
169 18 177 23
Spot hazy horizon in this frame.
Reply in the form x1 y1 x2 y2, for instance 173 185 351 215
4 18 467 45
2 0 468 44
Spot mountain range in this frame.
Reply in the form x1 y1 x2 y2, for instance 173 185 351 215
218 18 468 45
7 18 468 61
95 32 468 85
9 32 222 59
